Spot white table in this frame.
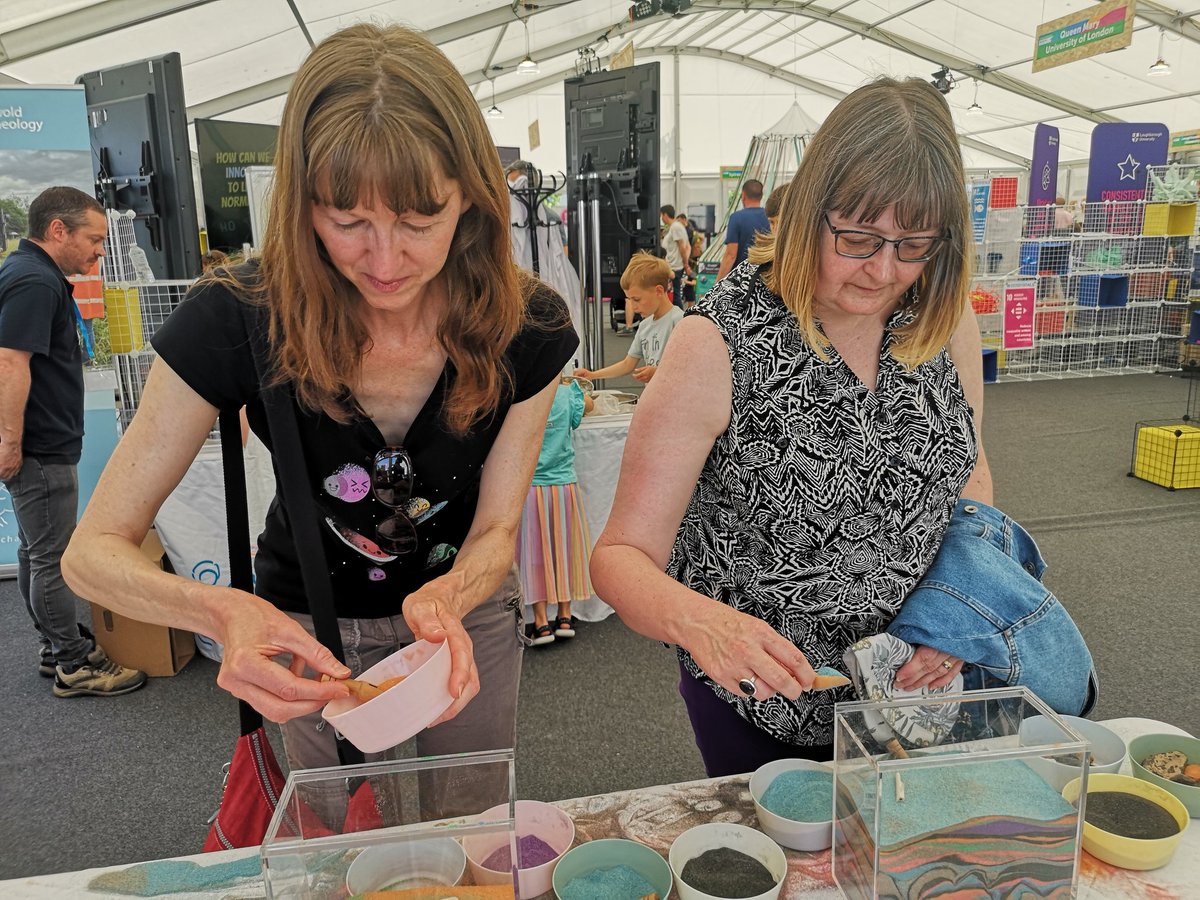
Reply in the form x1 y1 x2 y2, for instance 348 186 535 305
568 412 632 622
2 717 1193 898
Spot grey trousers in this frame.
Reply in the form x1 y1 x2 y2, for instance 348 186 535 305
280 567 525 823
3 459 91 668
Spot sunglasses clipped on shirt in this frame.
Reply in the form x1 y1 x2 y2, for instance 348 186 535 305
372 446 418 556
823 213 947 262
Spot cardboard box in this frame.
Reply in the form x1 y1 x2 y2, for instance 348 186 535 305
89 530 196 677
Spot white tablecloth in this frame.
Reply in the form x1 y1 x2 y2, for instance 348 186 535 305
566 412 632 622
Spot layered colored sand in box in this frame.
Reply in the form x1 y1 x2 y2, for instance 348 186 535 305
835 759 1077 899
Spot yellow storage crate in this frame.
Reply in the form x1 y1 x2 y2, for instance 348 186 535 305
103 286 144 353
1132 423 1200 489
1141 201 1197 237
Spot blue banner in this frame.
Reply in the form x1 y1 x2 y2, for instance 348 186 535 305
1028 124 1061 206
970 183 990 244
0 86 90 152
1084 123 1168 233
1 86 99 574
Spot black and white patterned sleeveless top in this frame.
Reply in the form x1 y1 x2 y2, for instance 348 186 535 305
668 264 977 746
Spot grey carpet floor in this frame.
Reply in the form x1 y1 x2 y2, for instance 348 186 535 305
1 367 1198 881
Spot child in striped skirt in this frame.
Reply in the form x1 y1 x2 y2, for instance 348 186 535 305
516 376 594 645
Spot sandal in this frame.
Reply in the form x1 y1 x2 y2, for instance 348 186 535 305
531 624 555 646
554 616 576 638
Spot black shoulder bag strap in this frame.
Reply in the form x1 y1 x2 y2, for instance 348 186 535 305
218 300 365 766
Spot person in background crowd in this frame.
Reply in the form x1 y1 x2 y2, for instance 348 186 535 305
576 252 682 386
62 24 577 814
716 178 770 281
0 186 147 698
660 205 691 309
1053 196 1075 234
591 78 991 776
764 181 791 230
517 374 594 646
677 214 700 307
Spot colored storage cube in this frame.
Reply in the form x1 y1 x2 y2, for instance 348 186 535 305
989 176 1018 209
1130 272 1166 301
1098 274 1129 308
1132 424 1200 489
1189 309 1200 343
981 348 998 383
1018 241 1069 276
1142 202 1197 237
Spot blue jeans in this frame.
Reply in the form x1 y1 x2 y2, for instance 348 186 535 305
888 499 1098 716
3 459 92 668
672 268 685 309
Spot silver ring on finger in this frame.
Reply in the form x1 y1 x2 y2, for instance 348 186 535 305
738 675 757 697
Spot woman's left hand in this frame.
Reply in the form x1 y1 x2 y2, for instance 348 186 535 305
402 581 479 726
894 644 962 691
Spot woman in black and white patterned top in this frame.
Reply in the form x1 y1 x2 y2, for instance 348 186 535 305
592 78 993 776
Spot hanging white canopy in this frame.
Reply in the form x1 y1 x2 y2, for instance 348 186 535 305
1 1 1197 174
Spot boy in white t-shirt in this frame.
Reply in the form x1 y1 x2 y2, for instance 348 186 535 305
575 252 683 385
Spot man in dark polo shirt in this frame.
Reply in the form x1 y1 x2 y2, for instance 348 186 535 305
0 186 145 697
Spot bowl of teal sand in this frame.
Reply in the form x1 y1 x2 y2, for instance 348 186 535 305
750 758 835 851
552 838 673 899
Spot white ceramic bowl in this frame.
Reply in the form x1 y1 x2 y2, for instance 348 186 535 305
749 758 835 852
345 838 466 894
462 799 575 897
321 640 453 753
668 822 786 900
1019 715 1125 792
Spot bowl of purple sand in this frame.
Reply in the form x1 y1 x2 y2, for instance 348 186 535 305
463 799 575 896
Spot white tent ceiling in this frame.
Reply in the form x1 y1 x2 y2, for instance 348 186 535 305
1 0 1197 175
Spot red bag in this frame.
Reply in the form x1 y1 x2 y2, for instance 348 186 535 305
203 725 382 851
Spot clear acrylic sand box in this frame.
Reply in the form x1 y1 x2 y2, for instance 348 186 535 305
260 749 517 899
831 687 1086 900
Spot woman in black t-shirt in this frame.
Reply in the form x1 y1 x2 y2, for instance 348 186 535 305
63 24 577 789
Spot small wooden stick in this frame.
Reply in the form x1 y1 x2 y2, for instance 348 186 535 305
811 673 851 691
320 673 383 701
885 738 909 802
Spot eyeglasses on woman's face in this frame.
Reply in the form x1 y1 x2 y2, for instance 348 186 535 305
372 446 418 555
823 213 947 263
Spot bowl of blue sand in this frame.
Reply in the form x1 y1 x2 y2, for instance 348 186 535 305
749 758 835 851
552 838 673 899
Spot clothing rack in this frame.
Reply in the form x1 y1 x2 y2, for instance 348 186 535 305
508 167 567 277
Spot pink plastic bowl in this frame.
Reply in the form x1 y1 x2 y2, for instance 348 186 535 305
462 800 575 897
321 640 453 753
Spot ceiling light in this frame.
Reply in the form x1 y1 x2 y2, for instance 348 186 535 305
966 79 983 115
930 66 954 95
485 79 503 119
1147 28 1171 76
518 17 540 74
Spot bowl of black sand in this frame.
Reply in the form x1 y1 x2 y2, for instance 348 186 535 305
1062 773 1189 870
668 822 786 900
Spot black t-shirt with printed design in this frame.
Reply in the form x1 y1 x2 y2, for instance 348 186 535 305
152 267 577 618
